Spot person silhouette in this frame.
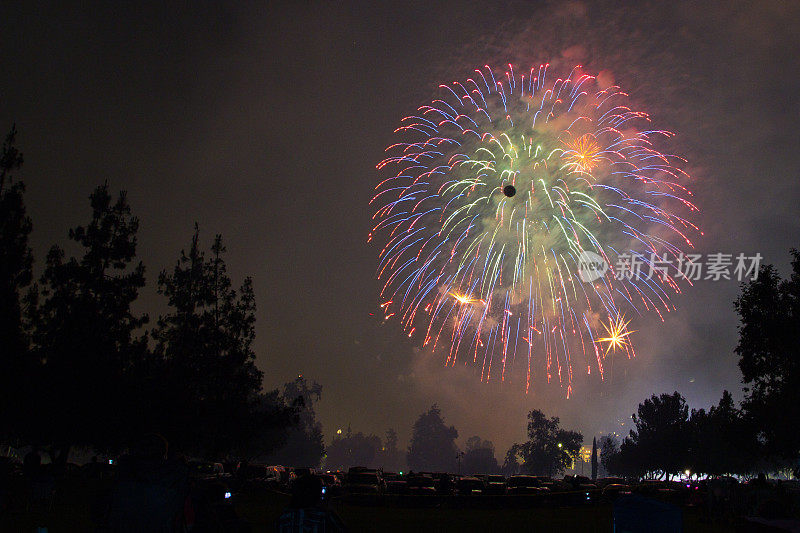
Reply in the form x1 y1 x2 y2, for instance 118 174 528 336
276 473 345 532
108 434 188 532
23 448 55 528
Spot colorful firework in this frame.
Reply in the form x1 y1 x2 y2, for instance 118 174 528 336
369 64 699 396
597 314 636 356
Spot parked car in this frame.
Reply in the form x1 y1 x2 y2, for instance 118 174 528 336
484 475 507 495
330 471 346 486
236 463 280 490
348 466 379 475
188 461 225 480
456 476 485 496
383 473 408 494
548 479 573 492
271 466 295 487
565 475 598 491
262 466 283 485
635 480 679 497
596 477 627 488
344 471 383 495
602 483 632 500
294 467 314 478
318 473 342 497
431 472 455 495
406 474 437 495
507 475 548 494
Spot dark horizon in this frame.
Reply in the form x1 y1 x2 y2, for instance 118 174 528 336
2 0 800 455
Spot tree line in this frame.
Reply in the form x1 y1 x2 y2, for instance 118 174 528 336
0 125 587 475
3 125 797 476
0 126 324 465
601 249 800 480
333 250 800 479
330 405 584 476
0 125 581 473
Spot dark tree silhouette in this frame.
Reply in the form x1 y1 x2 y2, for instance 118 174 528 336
153 226 268 458
266 376 325 468
591 437 598 480
510 409 582 477
688 390 755 476
0 147 297 461
0 125 33 442
30 184 148 462
501 444 522 476
602 390 759 479
599 435 620 477
615 437 646 478
233 389 296 462
407 405 459 472
735 252 800 474
626 391 690 479
379 428 405 472
326 428 382 470
462 436 499 474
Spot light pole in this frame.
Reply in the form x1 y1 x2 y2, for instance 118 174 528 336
456 451 464 475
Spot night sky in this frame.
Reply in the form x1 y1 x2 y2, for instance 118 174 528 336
2 0 799 454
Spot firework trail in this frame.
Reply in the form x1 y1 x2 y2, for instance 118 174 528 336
369 64 699 396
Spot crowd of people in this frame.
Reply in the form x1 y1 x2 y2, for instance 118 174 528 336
0 434 346 532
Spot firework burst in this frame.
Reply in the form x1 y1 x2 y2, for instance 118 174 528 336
369 64 699 396
597 314 636 355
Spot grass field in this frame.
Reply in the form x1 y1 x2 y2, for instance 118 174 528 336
0 480 738 532
235 491 732 533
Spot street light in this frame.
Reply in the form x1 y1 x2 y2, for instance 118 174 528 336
558 443 563 449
